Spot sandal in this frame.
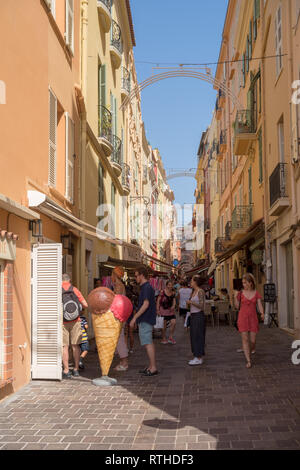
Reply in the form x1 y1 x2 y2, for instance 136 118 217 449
142 369 158 377
246 362 252 369
139 367 149 374
114 364 128 371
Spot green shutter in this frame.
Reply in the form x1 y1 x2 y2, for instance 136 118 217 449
246 37 249 73
248 166 252 204
255 0 260 19
249 20 252 59
98 163 104 206
258 129 263 183
242 53 246 87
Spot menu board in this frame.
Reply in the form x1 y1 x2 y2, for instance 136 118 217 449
264 283 276 303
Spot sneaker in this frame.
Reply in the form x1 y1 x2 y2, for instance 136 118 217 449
188 357 203 366
72 369 80 377
168 338 176 345
62 371 72 379
79 359 84 370
236 349 243 353
160 340 168 345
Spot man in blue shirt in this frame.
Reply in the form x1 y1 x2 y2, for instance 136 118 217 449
130 266 158 376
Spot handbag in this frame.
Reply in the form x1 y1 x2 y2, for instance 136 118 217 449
154 315 164 329
234 291 241 330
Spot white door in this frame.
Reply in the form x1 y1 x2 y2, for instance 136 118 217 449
31 244 62 380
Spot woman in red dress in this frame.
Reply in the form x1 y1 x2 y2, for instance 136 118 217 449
234 273 264 369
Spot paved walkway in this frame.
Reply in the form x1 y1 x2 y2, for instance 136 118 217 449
0 321 300 450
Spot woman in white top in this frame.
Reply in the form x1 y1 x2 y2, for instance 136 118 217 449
186 275 206 366
178 280 192 321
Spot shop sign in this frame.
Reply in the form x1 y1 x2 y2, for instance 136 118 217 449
0 238 16 261
251 249 263 265
123 244 142 263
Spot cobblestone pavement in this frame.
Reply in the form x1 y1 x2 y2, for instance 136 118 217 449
0 321 299 450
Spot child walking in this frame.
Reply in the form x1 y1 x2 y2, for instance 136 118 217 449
79 315 89 370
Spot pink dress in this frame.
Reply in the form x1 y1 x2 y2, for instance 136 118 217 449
237 291 262 333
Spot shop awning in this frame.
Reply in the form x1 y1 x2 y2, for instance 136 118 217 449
216 218 264 264
207 260 217 276
185 264 210 275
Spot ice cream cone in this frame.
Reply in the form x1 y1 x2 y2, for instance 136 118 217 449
92 310 123 376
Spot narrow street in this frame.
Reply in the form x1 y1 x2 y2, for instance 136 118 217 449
1 324 299 451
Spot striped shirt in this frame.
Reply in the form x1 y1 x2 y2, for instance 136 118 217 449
80 316 89 343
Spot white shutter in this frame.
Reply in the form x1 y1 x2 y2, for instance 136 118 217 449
65 112 75 202
49 88 57 187
31 244 62 380
65 0 74 54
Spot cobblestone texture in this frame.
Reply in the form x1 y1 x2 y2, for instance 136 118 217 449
0 323 299 450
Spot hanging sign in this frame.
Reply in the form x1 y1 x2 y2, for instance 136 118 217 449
251 249 263 265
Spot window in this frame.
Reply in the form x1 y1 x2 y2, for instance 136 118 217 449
65 0 74 54
278 118 285 162
254 0 260 39
98 163 104 207
49 88 57 187
98 64 106 107
65 113 75 203
242 53 246 87
258 128 263 183
275 5 283 77
249 20 253 59
111 183 116 236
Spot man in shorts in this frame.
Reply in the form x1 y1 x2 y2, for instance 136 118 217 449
130 266 158 376
62 274 88 379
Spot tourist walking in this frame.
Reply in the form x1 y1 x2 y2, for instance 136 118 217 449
111 267 129 372
234 273 265 369
62 274 88 379
186 275 206 366
178 280 192 323
130 266 158 376
157 281 177 345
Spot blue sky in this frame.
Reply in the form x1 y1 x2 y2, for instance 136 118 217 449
130 0 228 223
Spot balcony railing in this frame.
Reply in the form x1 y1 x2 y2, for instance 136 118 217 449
110 20 123 54
98 105 112 142
98 0 111 11
122 163 130 188
122 67 131 94
234 110 256 135
225 221 232 240
111 135 122 166
215 237 226 254
232 205 253 232
269 163 288 208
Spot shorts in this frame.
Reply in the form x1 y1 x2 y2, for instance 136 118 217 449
80 341 89 353
162 315 176 321
63 321 82 346
138 322 154 346
179 308 188 317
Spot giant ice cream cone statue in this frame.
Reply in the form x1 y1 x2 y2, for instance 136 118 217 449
88 287 133 386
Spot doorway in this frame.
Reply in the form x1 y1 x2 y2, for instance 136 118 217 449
285 242 294 329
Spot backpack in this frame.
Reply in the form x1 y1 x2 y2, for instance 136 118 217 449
62 286 82 321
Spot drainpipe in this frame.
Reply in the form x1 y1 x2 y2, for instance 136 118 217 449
261 5 271 324
79 0 88 296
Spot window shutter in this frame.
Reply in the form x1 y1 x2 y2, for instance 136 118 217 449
100 65 106 107
31 244 62 380
248 166 252 204
249 20 252 58
258 128 263 182
98 163 104 206
49 89 57 187
65 0 74 54
65 113 75 202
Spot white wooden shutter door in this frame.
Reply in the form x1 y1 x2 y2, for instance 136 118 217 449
32 244 62 380
65 113 74 202
49 89 57 187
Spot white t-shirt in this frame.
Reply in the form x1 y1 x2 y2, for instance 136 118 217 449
179 288 193 309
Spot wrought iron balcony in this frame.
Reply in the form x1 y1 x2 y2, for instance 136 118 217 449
110 20 122 68
234 110 257 155
225 221 232 241
231 205 253 240
121 67 131 97
97 0 112 32
98 105 113 156
269 163 289 216
121 163 130 194
215 237 227 254
111 135 122 175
